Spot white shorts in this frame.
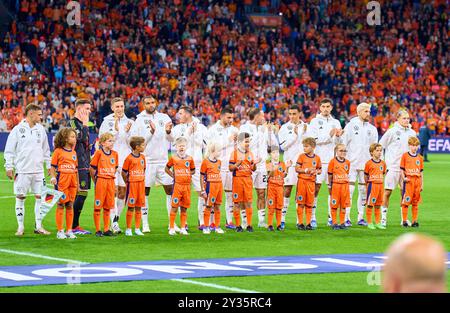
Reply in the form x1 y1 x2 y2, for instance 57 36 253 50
384 170 401 190
316 163 329 184
252 169 268 189
221 170 233 191
348 168 365 184
115 167 126 187
145 163 173 187
192 168 202 192
284 166 298 186
14 173 45 196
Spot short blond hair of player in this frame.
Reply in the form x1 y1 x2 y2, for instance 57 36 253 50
200 141 225 234
364 143 387 229
400 136 423 227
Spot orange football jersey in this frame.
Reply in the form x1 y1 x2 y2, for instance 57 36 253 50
200 158 222 183
296 153 322 181
51 147 78 173
267 161 287 187
364 159 387 183
167 154 195 184
229 148 255 177
328 157 350 184
400 152 424 177
90 148 118 179
122 153 146 182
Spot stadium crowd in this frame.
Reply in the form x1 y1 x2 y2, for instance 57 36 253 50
0 0 448 135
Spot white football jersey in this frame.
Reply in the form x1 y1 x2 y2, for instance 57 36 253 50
308 114 342 164
99 113 134 167
172 117 208 165
129 111 173 164
342 117 379 170
206 121 238 171
239 122 278 171
278 120 308 164
4 120 51 174
379 122 417 172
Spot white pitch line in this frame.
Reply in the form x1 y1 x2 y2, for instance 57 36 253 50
0 196 17 199
171 278 260 293
0 248 89 265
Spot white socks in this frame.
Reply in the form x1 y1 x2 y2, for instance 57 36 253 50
116 198 125 219
346 184 356 221
198 196 205 225
15 198 25 230
282 197 290 223
225 192 233 224
142 197 149 227
166 195 172 217
381 206 388 225
258 209 266 225
241 209 247 227
34 197 42 229
357 184 366 220
312 197 318 221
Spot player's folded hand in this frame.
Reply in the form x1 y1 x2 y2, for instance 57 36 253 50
50 177 57 185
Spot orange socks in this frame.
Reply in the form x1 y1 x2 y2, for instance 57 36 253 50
204 209 211 227
135 209 142 229
412 205 418 223
305 206 312 225
331 208 337 225
126 210 133 229
214 210 221 227
339 208 346 225
169 211 176 229
233 209 241 227
366 207 373 224
374 208 381 224
103 209 110 232
402 205 408 222
65 208 73 232
180 211 187 228
268 208 274 226
56 207 64 231
245 208 252 227
297 206 304 225
94 210 101 232
275 209 281 227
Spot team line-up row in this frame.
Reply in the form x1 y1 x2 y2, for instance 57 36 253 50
4 98 423 238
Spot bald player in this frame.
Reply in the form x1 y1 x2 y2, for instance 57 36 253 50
383 233 447 293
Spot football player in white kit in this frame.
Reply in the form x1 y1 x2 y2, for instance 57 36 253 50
379 110 417 226
4 104 51 236
240 108 278 228
98 97 133 233
308 98 343 228
342 102 379 226
171 105 208 230
205 106 238 229
129 96 174 232
278 105 308 229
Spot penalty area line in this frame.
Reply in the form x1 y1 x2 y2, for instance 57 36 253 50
0 248 89 265
171 278 260 293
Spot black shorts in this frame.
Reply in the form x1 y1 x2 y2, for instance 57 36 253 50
78 169 91 191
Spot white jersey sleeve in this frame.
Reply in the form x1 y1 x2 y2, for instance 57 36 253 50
4 126 18 171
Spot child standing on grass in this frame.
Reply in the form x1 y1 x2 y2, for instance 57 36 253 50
400 137 424 228
266 146 291 231
327 144 351 230
295 137 322 230
364 143 387 230
200 142 225 234
90 133 118 237
166 137 195 236
49 128 78 239
121 136 146 236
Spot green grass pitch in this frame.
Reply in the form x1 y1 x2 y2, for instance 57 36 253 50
0 153 449 293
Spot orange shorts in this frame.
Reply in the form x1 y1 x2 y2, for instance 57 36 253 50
366 182 383 206
94 177 115 210
296 179 315 207
56 173 78 204
172 183 191 208
330 183 350 209
267 184 283 209
232 176 253 203
126 180 145 207
205 181 223 207
402 177 422 206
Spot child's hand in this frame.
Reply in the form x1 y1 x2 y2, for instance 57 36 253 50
267 163 273 172
286 160 293 167
201 191 207 200
50 177 57 185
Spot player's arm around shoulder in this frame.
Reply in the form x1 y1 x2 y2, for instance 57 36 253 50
165 156 174 178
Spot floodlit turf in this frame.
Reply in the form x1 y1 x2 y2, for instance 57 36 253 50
0 153 449 293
